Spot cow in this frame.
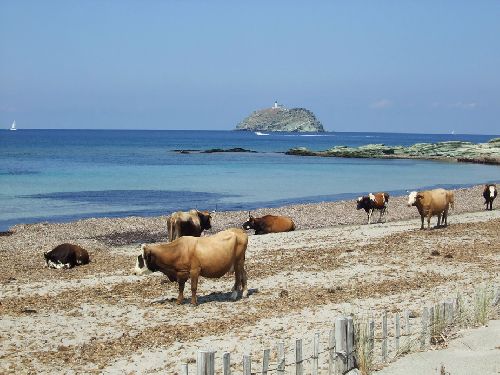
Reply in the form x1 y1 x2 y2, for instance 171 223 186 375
356 192 390 224
166 209 212 242
133 228 248 305
242 214 295 235
483 184 497 210
44 243 90 269
407 188 454 230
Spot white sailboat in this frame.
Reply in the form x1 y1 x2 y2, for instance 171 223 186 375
9 121 16 131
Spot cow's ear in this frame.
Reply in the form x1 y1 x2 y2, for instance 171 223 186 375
416 194 424 199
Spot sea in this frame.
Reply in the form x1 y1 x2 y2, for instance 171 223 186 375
0 129 499 231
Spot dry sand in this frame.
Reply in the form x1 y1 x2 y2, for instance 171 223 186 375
0 184 499 374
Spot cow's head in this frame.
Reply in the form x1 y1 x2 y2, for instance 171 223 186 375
489 185 496 198
133 245 154 276
356 196 367 210
242 214 256 230
407 191 420 206
197 210 212 230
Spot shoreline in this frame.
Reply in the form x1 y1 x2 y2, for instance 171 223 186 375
4 182 497 243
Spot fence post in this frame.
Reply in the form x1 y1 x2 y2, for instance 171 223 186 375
404 309 410 337
346 317 354 370
328 328 336 375
295 339 303 375
429 306 435 344
223 352 231 375
262 349 270 375
277 341 285 375
197 350 215 375
181 363 189 375
369 318 375 354
312 332 320 375
382 311 388 362
445 300 454 324
334 317 347 375
420 307 429 350
243 354 251 375
395 313 400 353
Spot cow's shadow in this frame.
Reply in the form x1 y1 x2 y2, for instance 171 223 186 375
151 288 259 306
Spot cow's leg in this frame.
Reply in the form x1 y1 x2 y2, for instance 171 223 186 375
378 209 383 223
231 263 241 300
420 215 425 230
367 209 372 224
437 213 441 227
190 273 199 306
177 280 185 305
241 266 248 298
427 213 432 230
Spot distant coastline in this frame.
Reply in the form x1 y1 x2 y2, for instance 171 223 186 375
286 138 500 165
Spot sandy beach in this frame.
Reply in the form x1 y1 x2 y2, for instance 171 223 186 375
1 183 499 374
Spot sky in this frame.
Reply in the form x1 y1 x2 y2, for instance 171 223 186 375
1 1 499 134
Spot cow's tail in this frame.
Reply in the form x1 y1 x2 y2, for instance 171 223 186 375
384 192 389 203
448 192 455 210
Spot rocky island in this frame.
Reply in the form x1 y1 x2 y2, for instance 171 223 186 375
286 138 500 165
236 101 324 132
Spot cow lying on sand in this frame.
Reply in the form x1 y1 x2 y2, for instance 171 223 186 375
134 228 248 305
483 184 497 211
356 192 389 224
242 214 295 235
407 188 454 230
167 209 212 242
44 243 90 269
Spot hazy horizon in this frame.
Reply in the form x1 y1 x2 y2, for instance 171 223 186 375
1 1 500 134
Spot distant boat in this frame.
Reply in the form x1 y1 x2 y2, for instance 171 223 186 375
451 130 455 135
9 121 16 131
255 131 269 136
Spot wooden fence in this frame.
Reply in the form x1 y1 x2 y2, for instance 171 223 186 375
179 288 499 374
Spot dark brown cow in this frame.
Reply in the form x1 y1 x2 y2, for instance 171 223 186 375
483 184 497 210
356 192 389 224
133 228 248 305
242 214 295 235
44 243 90 269
167 209 212 242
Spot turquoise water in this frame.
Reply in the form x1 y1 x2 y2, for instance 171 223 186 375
0 130 498 230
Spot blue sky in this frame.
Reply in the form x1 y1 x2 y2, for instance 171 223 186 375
1 1 499 133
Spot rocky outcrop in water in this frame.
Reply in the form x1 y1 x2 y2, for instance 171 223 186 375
236 107 324 132
286 138 500 165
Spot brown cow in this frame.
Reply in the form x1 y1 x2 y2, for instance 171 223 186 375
356 192 389 224
242 214 295 235
483 184 497 210
44 243 90 269
133 228 248 305
407 188 454 230
166 209 212 242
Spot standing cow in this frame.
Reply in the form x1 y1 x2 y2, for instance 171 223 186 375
483 184 497 210
134 228 248 305
242 214 295 235
44 243 90 269
407 188 454 230
167 209 212 242
356 192 389 224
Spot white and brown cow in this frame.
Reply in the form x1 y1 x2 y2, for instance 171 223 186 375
133 228 248 305
166 209 212 242
44 243 90 269
407 188 454 229
483 184 497 210
356 192 389 224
